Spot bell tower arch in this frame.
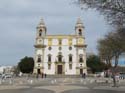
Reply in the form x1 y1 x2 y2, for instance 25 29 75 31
75 17 84 36
36 18 47 37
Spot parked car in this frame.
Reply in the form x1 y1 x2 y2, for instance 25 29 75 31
2 74 13 79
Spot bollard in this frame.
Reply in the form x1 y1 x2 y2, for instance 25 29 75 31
80 79 83 83
90 80 93 83
54 79 57 83
27 79 29 83
2 79 5 83
95 79 97 83
0 80 1 84
105 80 108 83
51 80 54 84
30 80 33 84
9 79 12 84
83 81 86 85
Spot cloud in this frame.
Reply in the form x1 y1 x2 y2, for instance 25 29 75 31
0 0 109 65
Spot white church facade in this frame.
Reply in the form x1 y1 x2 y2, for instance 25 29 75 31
33 18 87 75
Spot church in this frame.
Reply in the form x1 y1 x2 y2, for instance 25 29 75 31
33 18 87 75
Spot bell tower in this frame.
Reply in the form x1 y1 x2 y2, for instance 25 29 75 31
33 18 47 74
75 17 87 75
75 17 84 36
36 18 47 37
35 18 47 46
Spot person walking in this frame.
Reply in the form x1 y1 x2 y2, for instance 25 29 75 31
44 73 47 78
83 73 86 79
41 72 44 78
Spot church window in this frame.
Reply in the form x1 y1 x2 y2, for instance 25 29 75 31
69 54 73 62
48 46 52 50
39 29 42 36
79 54 83 62
59 47 62 50
48 54 51 62
58 55 62 62
78 29 82 36
69 64 72 69
80 64 82 67
79 58 83 62
69 46 72 50
37 55 41 62
48 64 51 69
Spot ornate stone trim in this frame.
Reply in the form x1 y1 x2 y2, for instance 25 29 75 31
74 44 87 47
55 61 65 64
34 44 46 48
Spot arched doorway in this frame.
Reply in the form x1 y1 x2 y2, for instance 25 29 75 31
55 52 65 75
57 65 63 74
80 69 83 75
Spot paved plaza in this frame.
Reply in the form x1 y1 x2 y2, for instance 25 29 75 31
0 77 125 93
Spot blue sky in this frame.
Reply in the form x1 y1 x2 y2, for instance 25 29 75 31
0 0 110 66
112 54 125 66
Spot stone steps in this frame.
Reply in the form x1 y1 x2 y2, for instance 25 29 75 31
46 75 81 78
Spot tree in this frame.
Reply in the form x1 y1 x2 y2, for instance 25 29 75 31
18 56 34 73
76 0 125 27
12 66 20 76
87 54 106 73
98 38 113 67
97 28 125 86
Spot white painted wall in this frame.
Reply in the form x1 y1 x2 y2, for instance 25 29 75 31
34 37 87 75
42 38 78 74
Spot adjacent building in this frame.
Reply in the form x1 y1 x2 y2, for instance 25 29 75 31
0 66 13 74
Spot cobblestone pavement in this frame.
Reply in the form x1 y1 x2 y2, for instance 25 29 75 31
0 77 125 93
